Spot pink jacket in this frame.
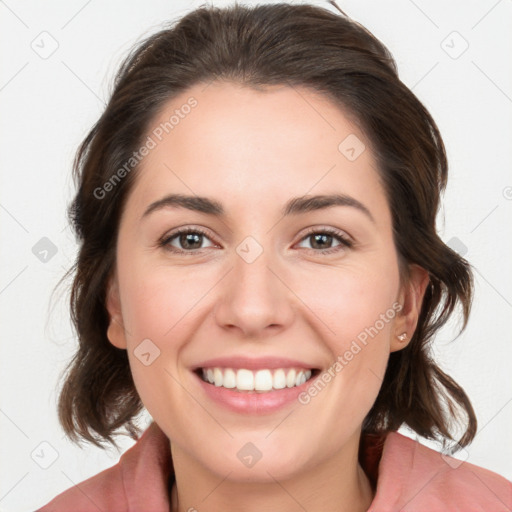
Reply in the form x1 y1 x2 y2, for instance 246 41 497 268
37 421 512 511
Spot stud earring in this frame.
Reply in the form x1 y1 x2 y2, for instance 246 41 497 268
397 332 407 342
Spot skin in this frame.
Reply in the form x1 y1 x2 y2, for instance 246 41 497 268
106 80 429 512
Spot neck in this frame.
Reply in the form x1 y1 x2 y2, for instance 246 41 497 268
169 432 375 512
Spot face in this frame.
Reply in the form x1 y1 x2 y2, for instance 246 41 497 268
106 80 426 483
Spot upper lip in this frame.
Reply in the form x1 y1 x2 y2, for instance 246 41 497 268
191 356 321 371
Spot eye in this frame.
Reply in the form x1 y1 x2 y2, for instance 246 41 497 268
296 227 353 255
159 226 353 256
159 227 217 254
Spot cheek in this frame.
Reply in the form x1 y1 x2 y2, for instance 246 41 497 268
116 260 217 411
297 274 398 430
117 264 202 421
300 257 400 347
118 262 206 340
296 253 399 400
118 239 400 354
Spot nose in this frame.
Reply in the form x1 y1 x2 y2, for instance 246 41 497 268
214 248 295 338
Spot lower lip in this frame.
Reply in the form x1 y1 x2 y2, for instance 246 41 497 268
193 370 320 415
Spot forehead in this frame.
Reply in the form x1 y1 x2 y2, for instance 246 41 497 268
126 81 389 223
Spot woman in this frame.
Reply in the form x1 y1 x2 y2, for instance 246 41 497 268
37 2 512 510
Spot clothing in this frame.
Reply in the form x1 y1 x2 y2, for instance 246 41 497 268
37 421 512 511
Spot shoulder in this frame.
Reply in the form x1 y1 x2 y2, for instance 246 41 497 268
369 431 512 511
35 422 173 511
35 461 127 511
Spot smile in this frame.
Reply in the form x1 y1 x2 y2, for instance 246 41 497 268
197 367 320 393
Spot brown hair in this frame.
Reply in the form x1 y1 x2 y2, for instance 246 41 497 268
56 1 477 450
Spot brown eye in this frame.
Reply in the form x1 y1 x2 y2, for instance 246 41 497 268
296 228 353 255
160 228 216 254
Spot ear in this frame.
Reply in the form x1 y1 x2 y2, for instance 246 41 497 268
105 272 128 350
391 264 430 353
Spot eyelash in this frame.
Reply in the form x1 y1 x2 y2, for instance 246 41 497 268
158 226 354 256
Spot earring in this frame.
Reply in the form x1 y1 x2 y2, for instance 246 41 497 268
397 332 407 342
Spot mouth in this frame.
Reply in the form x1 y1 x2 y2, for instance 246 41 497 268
194 367 321 393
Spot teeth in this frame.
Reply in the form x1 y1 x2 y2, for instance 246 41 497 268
254 369 272 391
222 368 236 388
238 369 255 391
213 368 223 387
273 369 286 389
200 367 314 392
286 369 296 388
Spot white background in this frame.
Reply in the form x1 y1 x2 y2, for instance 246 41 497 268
1 0 511 510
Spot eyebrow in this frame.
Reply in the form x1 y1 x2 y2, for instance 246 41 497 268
141 193 375 223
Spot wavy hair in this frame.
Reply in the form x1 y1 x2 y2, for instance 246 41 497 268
55 1 477 450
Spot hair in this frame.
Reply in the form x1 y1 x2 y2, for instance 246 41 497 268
56 0 477 450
